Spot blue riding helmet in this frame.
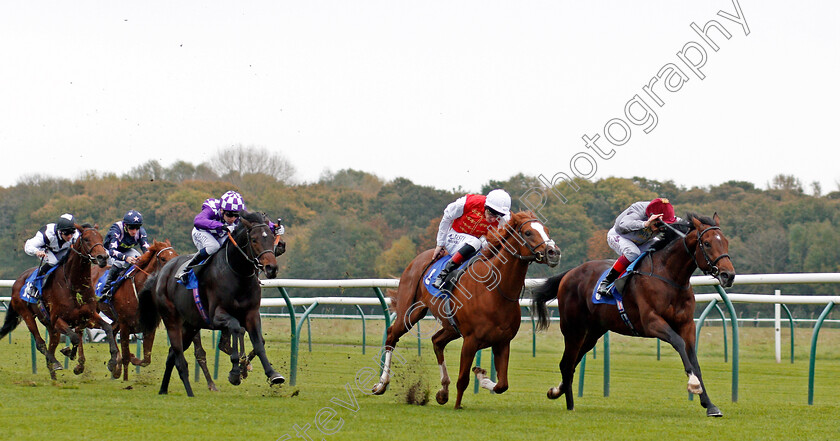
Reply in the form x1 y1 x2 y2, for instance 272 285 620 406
123 210 143 227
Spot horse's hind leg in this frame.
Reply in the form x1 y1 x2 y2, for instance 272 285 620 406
549 329 602 410
431 326 460 405
372 300 427 395
192 333 218 392
132 329 156 367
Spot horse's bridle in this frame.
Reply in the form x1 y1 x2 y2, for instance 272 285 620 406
225 222 275 277
508 219 554 263
687 226 731 278
69 228 106 264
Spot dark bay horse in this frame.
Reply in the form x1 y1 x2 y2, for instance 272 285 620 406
138 211 285 396
1 223 119 379
531 213 735 417
373 211 561 409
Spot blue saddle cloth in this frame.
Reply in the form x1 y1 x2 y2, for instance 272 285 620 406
19 265 60 304
591 251 650 305
94 266 138 301
422 255 472 299
175 256 207 290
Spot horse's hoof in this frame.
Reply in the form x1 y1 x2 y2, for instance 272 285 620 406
107 360 118 375
60 347 73 358
372 382 388 395
229 374 242 386
268 373 285 386
207 383 219 392
435 389 449 405
51 362 63 372
547 387 562 400
472 366 486 376
706 406 723 417
74 365 85 375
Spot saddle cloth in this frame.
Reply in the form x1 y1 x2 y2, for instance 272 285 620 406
422 255 473 299
591 251 651 305
19 265 60 304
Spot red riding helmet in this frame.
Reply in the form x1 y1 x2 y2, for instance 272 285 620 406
645 198 676 223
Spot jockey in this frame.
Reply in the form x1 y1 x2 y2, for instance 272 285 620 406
101 210 150 296
431 189 512 290
23 213 80 297
597 197 681 297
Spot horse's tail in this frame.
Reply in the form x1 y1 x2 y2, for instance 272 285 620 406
137 274 161 334
0 306 21 339
531 270 569 331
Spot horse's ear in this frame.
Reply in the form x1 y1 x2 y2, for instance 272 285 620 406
74 223 83 232
690 216 703 231
713 212 721 226
93 223 99 229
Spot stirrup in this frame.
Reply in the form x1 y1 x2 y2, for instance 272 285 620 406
431 274 447 289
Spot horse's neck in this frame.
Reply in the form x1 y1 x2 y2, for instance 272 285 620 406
655 238 697 284
482 250 530 298
64 254 94 300
222 240 254 277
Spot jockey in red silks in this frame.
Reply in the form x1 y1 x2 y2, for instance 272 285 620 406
597 197 681 297
431 189 512 290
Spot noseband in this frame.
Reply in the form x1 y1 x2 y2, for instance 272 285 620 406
509 219 555 263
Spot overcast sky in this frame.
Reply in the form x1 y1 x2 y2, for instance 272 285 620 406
1 1 838 195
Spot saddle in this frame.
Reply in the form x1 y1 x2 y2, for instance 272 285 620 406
94 266 138 301
20 265 60 304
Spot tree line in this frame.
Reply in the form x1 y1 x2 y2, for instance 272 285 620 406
2 153 838 319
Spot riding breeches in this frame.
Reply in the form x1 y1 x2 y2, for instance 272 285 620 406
108 248 141 269
607 227 656 261
442 230 483 256
191 228 227 255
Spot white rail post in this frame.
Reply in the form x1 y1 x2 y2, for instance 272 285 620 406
775 289 781 364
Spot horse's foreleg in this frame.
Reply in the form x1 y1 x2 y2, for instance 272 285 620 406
489 342 511 394
73 330 86 375
453 338 479 410
192 333 218 392
649 320 712 404
212 308 243 386
243 310 284 386
45 325 64 379
90 313 119 375
120 326 131 380
373 300 427 395
679 325 722 417
431 327 460 405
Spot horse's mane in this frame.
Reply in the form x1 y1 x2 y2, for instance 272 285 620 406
650 212 715 252
484 211 535 252
135 240 171 268
80 223 94 229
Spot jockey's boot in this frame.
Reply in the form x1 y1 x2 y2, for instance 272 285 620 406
596 268 621 298
25 264 53 299
432 259 459 290
177 249 209 284
101 265 122 297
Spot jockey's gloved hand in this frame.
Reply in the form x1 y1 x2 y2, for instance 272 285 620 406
226 224 235 233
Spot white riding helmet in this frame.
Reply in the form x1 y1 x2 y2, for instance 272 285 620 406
485 189 511 216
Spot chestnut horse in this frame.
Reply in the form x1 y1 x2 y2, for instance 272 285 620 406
1 223 119 379
531 213 735 417
138 211 285 396
373 211 561 409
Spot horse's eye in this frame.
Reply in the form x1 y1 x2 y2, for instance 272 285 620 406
525 231 532 237
704 242 711 247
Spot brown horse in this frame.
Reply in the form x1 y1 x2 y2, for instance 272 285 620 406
137 211 285 396
373 211 561 409
531 213 735 417
1 223 119 379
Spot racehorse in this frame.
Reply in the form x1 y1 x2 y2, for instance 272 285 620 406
373 211 561 409
531 213 735 417
137 211 285 396
93 240 187 381
1 223 119 379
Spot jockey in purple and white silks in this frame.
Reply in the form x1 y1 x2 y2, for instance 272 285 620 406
101 210 150 296
597 197 681 297
176 190 246 283
23 213 80 297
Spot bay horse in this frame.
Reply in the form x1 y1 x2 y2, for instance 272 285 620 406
373 211 561 409
531 213 735 417
1 223 119 379
137 211 285 396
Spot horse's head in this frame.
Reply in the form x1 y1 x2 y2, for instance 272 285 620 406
138 240 178 272
687 213 735 288
487 211 561 267
76 223 108 268
237 211 279 279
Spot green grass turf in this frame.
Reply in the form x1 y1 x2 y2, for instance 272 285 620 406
0 317 837 441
